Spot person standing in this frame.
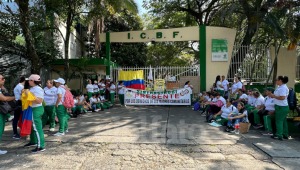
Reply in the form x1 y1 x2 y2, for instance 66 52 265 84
221 75 229 99
23 74 45 153
98 79 106 95
0 75 15 155
12 76 26 139
53 78 67 136
93 80 99 95
86 79 94 100
118 81 125 106
109 81 116 105
42 80 57 131
270 76 290 140
215 75 224 96
184 81 193 105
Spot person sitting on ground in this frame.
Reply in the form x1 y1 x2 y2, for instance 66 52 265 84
246 89 255 107
225 102 249 132
205 92 226 122
253 87 276 131
99 94 112 109
248 91 265 127
82 94 92 112
233 89 248 106
89 94 100 112
214 99 238 126
71 95 84 117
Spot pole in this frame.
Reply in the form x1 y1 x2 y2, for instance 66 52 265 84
106 32 111 78
199 25 206 91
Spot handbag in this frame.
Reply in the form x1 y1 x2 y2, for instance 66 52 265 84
0 101 12 114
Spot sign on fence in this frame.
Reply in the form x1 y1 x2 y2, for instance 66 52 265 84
124 88 192 105
154 79 165 92
211 39 228 62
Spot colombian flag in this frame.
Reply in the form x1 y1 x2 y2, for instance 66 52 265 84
118 70 145 90
18 90 36 137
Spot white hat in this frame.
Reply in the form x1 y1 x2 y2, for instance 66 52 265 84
54 78 65 85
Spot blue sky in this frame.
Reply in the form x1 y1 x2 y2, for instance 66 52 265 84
136 0 147 15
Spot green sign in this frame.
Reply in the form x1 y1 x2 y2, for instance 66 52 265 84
211 39 228 61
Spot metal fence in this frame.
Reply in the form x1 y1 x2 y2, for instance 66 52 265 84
112 65 200 83
227 45 272 83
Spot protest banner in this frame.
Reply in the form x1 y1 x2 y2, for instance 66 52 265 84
124 88 192 105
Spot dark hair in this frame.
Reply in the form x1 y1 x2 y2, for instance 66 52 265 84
24 80 30 89
238 102 245 113
185 81 190 85
238 88 245 93
237 77 241 81
277 76 289 84
253 91 260 98
19 76 26 83
119 81 123 84
214 75 221 88
227 98 234 103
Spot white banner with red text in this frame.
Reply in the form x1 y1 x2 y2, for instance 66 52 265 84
124 88 192 105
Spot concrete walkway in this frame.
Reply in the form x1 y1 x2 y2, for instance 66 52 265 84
0 105 299 169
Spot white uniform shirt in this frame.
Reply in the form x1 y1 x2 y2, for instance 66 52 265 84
57 85 66 105
118 85 125 94
274 84 289 106
86 84 94 93
216 81 224 90
218 96 226 106
110 84 116 93
79 95 85 102
98 83 105 90
264 96 275 111
14 83 24 100
89 97 97 105
93 84 99 93
239 94 248 100
30 86 44 108
44 86 57 106
221 105 238 119
231 81 242 94
73 99 78 108
222 79 229 91
255 95 265 107
247 95 255 106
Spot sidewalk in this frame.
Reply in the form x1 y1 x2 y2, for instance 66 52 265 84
0 105 299 169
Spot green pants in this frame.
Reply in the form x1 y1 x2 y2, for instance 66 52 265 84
252 109 261 124
56 105 67 133
216 90 225 97
0 114 6 141
72 105 83 113
110 93 115 104
42 105 56 128
101 102 111 109
275 105 289 138
30 106 45 148
100 89 105 95
215 115 228 126
87 92 93 101
96 103 102 109
119 94 124 105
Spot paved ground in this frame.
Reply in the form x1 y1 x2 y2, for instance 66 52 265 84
0 105 300 169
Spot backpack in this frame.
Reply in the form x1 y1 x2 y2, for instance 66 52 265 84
288 88 297 111
193 102 200 111
61 86 74 108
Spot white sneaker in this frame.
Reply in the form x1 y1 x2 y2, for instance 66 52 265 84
8 116 14 121
65 129 69 133
53 132 65 136
0 150 7 155
49 128 55 132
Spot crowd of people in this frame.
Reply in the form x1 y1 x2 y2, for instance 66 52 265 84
0 74 126 155
194 75 293 140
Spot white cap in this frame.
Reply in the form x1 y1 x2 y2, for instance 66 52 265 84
54 78 65 85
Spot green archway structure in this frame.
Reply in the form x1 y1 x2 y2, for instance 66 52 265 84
100 26 236 91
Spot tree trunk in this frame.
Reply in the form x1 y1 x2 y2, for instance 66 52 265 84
16 0 41 74
64 4 73 83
